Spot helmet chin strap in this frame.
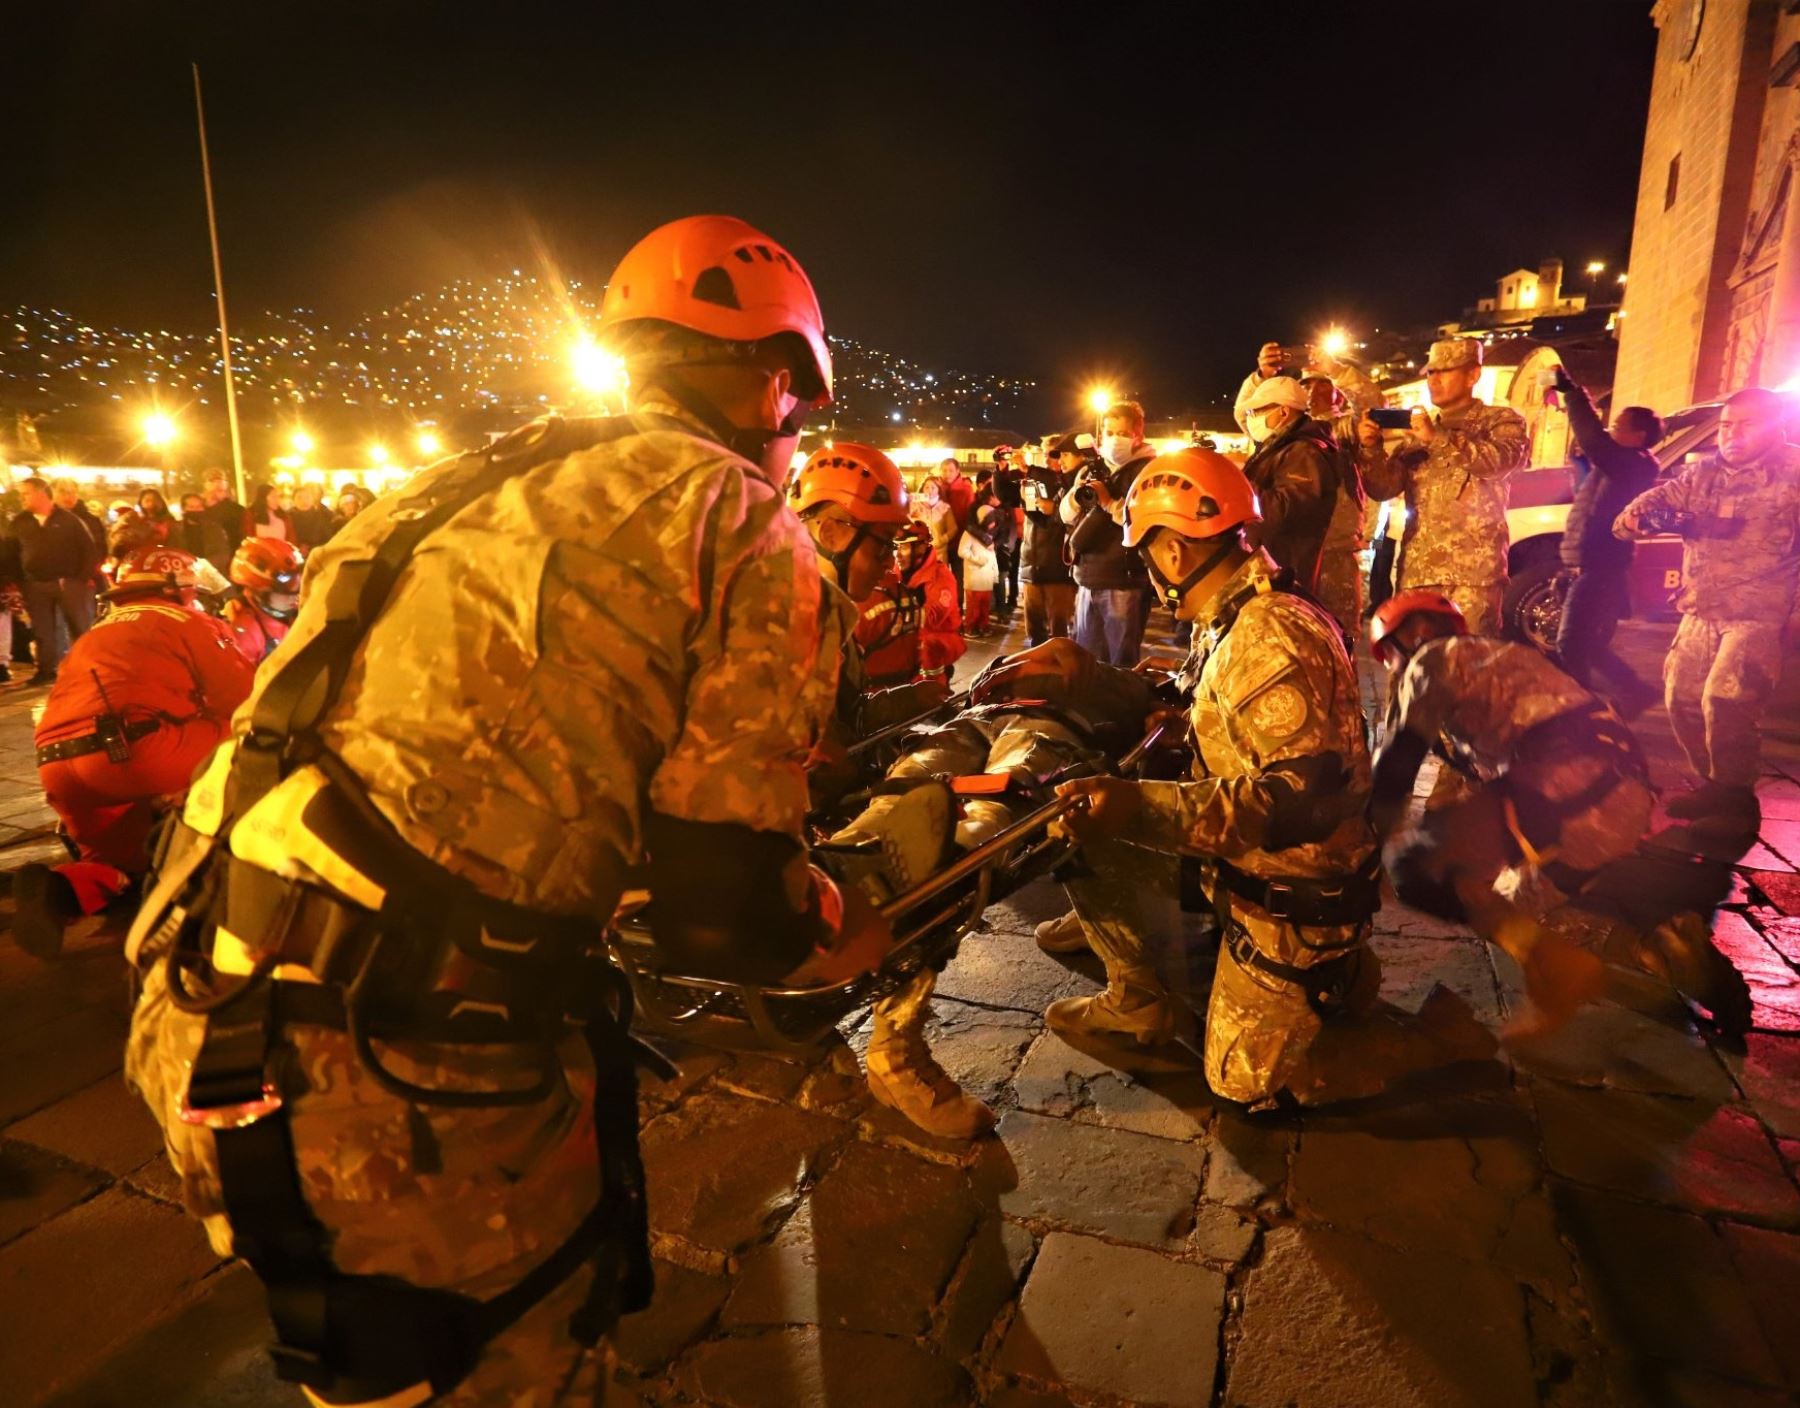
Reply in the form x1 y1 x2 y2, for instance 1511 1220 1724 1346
820 519 870 591
1144 534 1239 611
643 369 810 468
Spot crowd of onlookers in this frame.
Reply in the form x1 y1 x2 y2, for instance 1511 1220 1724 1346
0 470 372 685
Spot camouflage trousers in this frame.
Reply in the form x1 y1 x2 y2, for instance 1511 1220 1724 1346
1408 580 1504 637
126 962 613 1407
1664 615 1785 787
1066 836 1454 1107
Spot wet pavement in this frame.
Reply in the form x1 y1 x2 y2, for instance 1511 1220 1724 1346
4 612 1800 1406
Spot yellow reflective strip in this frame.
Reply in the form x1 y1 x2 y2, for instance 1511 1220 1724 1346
229 765 387 911
182 740 238 839
302 1379 433 1408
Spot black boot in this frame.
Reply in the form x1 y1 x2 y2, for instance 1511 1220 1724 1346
11 863 77 959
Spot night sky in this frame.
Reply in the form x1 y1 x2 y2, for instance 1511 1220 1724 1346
1 1 1657 417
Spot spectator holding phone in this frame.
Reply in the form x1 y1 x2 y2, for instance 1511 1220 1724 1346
1551 365 1661 714
1061 401 1155 664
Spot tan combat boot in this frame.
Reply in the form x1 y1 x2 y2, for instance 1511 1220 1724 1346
1046 966 1177 1046
865 1024 996 1139
1035 908 1090 954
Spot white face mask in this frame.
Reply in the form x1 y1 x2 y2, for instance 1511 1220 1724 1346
1249 410 1285 445
1100 433 1135 468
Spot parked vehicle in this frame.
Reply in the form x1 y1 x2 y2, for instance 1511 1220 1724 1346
1501 401 1721 649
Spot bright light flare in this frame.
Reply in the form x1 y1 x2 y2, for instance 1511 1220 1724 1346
142 412 177 448
1086 386 1115 414
1319 327 1350 359
369 443 390 466
290 429 315 456
572 337 627 396
416 430 443 457
1585 261 1606 276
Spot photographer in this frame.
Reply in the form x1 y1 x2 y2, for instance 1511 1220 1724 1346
1235 340 1307 434
1021 436 1078 643
1301 351 1384 636
1061 401 1155 665
1240 377 1339 598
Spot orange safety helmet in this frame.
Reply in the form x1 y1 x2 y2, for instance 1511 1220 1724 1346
107 546 200 603
229 536 305 595
1121 448 1261 547
1368 590 1468 663
597 215 832 403
788 442 911 525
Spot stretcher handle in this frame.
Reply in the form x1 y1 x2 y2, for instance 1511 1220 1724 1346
877 719 1168 922
846 687 974 758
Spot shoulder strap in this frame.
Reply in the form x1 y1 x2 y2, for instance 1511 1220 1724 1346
226 415 647 817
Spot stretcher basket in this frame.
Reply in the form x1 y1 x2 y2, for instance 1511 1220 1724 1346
604 722 1168 1054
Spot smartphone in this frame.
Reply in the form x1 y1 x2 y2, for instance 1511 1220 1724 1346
1367 407 1414 430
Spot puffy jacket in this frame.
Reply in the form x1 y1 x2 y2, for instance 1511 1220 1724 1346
11 506 98 582
1021 468 1072 585
1241 415 1341 594
1066 454 1154 590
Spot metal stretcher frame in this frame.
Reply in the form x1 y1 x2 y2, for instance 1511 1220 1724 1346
606 721 1168 1054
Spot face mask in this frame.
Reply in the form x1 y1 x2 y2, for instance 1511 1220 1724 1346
1249 411 1283 445
1100 434 1135 468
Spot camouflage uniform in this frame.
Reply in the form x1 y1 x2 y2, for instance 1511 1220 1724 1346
127 408 847 1406
1614 444 1800 786
1314 362 1384 639
1090 554 1458 1106
1360 386 1527 637
1383 636 1653 927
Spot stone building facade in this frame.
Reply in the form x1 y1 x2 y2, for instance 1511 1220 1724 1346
1614 0 1800 414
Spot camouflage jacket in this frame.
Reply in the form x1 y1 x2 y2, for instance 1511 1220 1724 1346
1126 553 1375 880
1360 399 1527 590
258 406 847 916
1612 443 1800 624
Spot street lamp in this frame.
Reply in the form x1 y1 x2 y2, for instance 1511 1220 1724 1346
142 412 178 496
290 429 315 457
1585 260 1606 302
369 443 389 467
1318 327 1351 361
1086 386 1115 438
572 337 627 404
416 430 442 459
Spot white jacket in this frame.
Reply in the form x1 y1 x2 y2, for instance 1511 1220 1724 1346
960 533 998 591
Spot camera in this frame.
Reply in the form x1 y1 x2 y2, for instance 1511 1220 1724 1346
1367 407 1414 431
1073 480 1100 508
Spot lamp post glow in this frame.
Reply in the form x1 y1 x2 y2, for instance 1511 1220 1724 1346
416 430 442 459
572 337 627 404
290 429 315 457
142 413 176 448
369 443 390 469
1086 386 1115 438
1585 260 1606 300
1319 327 1350 360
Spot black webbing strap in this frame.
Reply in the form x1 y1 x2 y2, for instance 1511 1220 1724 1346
1224 924 1364 1014
1211 854 1383 927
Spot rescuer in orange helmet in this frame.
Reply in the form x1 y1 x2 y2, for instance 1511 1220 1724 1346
1034 449 1497 1107
12 547 253 958
123 216 890 1405
1368 591 1750 1036
222 535 305 663
855 518 965 689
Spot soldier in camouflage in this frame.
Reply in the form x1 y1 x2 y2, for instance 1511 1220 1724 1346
1356 337 1527 636
1614 386 1800 819
1050 449 1494 1109
1369 591 1749 1035
126 216 890 1406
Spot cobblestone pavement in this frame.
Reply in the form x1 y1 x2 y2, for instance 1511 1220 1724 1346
4 612 1800 1407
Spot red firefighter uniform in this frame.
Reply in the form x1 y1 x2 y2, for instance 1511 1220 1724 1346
221 596 290 663
856 522 965 687
34 589 255 917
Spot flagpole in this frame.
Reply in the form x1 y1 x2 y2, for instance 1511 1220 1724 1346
192 63 247 506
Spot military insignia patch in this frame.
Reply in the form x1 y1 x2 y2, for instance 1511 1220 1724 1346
1247 682 1309 739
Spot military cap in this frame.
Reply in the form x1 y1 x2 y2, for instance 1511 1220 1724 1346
1425 337 1483 372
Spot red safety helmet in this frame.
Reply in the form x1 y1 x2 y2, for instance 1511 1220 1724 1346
1368 590 1469 663
107 547 200 603
1121 448 1261 547
229 536 305 595
789 442 911 525
596 215 832 403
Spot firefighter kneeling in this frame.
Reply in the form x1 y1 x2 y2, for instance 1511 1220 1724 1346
1051 450 1495 1108
13 547 254 958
